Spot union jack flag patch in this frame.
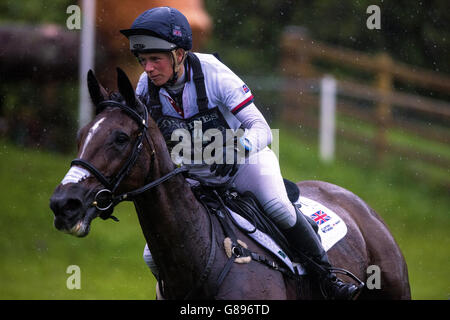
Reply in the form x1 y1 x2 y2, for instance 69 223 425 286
172 26 182 37
242 84 250 94
310 210 331 225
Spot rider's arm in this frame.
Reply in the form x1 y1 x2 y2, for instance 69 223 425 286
233 102 272 152
198 53 273 152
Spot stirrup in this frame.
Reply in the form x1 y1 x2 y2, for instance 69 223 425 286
319 268 364 300
328 267 365 288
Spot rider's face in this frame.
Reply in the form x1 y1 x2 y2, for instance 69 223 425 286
137 52 174 86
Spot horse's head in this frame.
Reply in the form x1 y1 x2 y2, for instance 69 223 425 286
49 68 155 237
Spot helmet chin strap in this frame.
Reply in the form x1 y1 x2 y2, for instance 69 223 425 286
165 49 186 86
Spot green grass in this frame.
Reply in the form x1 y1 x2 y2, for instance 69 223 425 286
0 129 449 299
0 142 155 299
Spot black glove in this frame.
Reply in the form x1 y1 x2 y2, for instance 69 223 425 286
209 137 252 177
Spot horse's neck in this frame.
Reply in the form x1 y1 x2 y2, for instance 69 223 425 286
134 129 211 298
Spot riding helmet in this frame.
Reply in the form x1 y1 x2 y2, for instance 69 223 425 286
120 7 192 54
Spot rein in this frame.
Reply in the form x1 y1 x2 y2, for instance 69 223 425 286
73 98 217 299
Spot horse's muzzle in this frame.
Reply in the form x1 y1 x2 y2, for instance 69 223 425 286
49 183 97 236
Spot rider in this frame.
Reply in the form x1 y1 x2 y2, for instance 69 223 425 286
120 6 362 300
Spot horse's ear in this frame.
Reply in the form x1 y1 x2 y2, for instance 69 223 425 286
116 67 136 108
87 70 108 106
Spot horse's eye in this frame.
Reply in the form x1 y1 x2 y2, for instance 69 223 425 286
115 132 130 145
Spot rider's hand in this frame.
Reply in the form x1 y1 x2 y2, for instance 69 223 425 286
209 137 252 177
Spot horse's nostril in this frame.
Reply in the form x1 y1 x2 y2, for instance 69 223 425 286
63 198 83 213
50 196 83 217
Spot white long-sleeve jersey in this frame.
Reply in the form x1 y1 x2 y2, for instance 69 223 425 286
136 52 272 153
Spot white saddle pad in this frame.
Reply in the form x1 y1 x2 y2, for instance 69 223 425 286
228 196 347 275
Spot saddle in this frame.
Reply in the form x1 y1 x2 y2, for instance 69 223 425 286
174 176 356 299
191 178 317 278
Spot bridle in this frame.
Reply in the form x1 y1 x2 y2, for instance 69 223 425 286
70 98 214 299
71 99 187 220
67 98 315 299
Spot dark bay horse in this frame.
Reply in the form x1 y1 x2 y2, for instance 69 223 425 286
49 69 411 299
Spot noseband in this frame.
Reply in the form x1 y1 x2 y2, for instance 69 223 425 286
71 99 187 220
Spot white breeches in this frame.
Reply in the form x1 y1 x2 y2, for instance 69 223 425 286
229 147 297 228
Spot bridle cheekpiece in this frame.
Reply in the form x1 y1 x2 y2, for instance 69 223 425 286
70 99 186 221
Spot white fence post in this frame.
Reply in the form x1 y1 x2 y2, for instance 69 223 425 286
319 75 337 162
78 0 96 130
